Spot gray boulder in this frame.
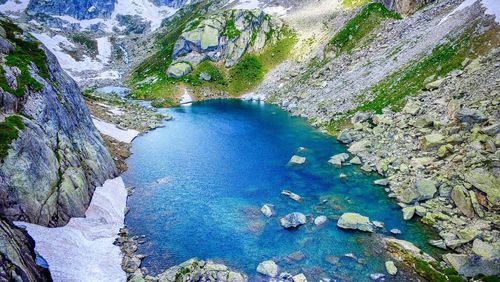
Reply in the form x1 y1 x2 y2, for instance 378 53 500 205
337 213 374 232
167 62 192 78
328 153 349 166
256 260 278 277
399 179 437 204
455 108 487 125
280 212 307 229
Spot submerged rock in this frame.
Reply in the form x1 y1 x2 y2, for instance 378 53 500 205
281 190 302 202
256 260 279 277
261 204 273 217
292 273 307 282
314 215 328 226
328 153 349 166
289 155 306 165
385 261 397 276
280 212 307 229
337 213 374 232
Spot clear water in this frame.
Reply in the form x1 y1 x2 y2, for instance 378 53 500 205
123 100 436 281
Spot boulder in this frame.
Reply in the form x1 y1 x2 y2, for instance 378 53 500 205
390 229 402 235
314 215 328 226
370 273 385 280
443 254 500 277
450 186 474 218
402 206 415 220
337 130 352 144
422 133 444 150
468 191 484 217
281 190 302 202
351 112 373 124
402 101 420 115
374 179 389 186
280 212 307 229
328 153 349 166
256 260 278 277
350 156 362 165
337 213 374 232
385 261 397 275
261 204 273 217
199 72 211 81
455 108 487 125
292 273 307 282
289 155 306 165
465 170 500 206
424 78 444 90
399 179 437 204
167 62 192 78
348 140 370 154
472 239 500 259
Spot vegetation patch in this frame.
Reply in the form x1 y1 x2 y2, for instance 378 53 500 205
223 19 241 40
0 20 50 97
0 115 25 160
342 0 371 9
326 23 499 134
328 3 401 55
70 33 98 54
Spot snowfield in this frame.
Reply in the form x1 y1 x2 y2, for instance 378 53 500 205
15 177 128 282
93 118 140 143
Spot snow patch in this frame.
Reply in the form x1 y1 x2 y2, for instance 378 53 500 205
439 0 500 25
180 89 192 106
15 177 128 282
112 0 178 31
229 0 290 16
31 33 105 76
93 118 139 143
97 36 112 64
241 92 266 102
0 0 29 13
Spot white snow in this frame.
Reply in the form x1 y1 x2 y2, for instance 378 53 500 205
97 36 112 64
439 0 500 25
88 70 122 81
229 0 290 16
112 0 178 31
92 118 139 143
241 92 266 102
15 177 128 282
0 0 29 13
31 33 105 74
180 89 193 106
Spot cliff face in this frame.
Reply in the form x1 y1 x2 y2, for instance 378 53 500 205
0 218 51 282
0 20 117 226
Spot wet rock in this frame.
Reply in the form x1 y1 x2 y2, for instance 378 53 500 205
261 204 273 217
385 261 397 275
289 155 306 165
314 215 328 226
374 179 389 186
281 190 302 202
292 273 307 282
256 260 278 277
369 273 385 280
328 153 349 166
372 221 384 228
402 206 415 220
280 212 307 229
337 213 374 232
390 229 402 235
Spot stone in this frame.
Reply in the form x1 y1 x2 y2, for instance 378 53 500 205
256 260 278 277
328 153 349 166
349 156 362 165
450 186 474 218
372 221 384 228
292 273 307 282
360 163 373 172
351 112 372 124
399 179 437 204
289 155 306 165
481 123 500 135
339 173 348 179
167 62 192 78
429 239 447 249
287 251 305 261
415 206 427 217
385 261 397 275
261 204 273 217
443 253 500 277
422 133 444 149
370 273 385 280
437 145 452 158
457 227 480 242
465 171 500 206
337 213 374 232
424 78 444 90
472 239 500 259
280 212 307 229
455 108 487 125
390 229 402 235
402 206 415 220
314 215 328 226
348 140 370 154
468 191 484 217
403 101 420 115
374 179 389 186
199 72 211 81
281 190 302 202
337 130 353 144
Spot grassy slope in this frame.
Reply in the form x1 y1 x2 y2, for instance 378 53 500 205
126 3 296 106
326 22 500 133
0 20 50 97
328 3 401 55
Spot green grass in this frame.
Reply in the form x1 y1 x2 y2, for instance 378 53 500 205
0 115 25 160
0 20 50 97
326 23 499 134
70 34 97 54
328 3 401 55
223 18 241 40
228 55 264 94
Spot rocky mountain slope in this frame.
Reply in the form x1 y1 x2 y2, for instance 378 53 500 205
0 18 117 279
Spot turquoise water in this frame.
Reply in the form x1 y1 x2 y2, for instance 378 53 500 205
123 100 435 281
